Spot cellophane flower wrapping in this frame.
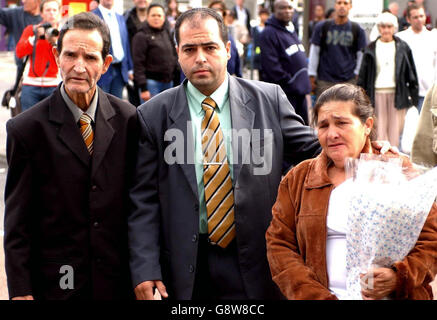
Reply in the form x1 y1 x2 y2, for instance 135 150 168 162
344 154 437 299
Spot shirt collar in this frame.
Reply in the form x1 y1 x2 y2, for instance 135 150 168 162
99 4 115 17
60 83 98 124
186 74 229 115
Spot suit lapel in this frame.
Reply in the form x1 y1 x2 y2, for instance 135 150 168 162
168 83 199 199
49 87 90 167
91 88 116 178
229 77 254 184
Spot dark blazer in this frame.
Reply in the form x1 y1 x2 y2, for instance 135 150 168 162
357 36 419 110
93 8 133 85
4 86 139 300
128 76 321 299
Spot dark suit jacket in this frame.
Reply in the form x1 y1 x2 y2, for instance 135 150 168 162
128 76 321 299
93 8 133 85
4 86 139 300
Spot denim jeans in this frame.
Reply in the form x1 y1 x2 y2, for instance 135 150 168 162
417 96 425 114
21 85 57 112
99 64 126 99
148 79 173 95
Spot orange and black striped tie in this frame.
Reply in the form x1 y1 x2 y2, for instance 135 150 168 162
79 113 94 155
201 97 235 248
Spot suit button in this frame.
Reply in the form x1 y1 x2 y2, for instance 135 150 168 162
189 264 195 273
192 234 198 242
194 204 199 211
96 258 102 264
93 222 99 228
91 185 97 191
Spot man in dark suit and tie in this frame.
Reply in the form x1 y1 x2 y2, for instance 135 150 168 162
4 12 138 300
128 8 321 300
93 0 133 99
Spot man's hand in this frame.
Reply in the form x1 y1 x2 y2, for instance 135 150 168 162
371 140 399 155
360 267 397 300
12 295 34 300
310 76 317 93
35 26 46 39
140 91 151 102
134 280 168 300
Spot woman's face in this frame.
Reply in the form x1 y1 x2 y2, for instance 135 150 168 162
317 100 373 168
147 6 165 29
378 23 395 42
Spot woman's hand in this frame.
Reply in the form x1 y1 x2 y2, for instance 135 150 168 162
360 267 397 300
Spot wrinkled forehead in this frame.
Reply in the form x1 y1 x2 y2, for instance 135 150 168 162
61 29 103 53
179 17 222 43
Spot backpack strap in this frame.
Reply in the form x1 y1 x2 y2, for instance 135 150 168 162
320 19 334 53
350 21 360 53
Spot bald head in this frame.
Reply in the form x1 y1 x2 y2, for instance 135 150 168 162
274 0 293 23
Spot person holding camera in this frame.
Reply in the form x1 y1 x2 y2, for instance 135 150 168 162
16 0 62 112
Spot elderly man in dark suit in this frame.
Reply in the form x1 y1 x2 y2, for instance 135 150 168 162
4 12 138 300
92 0 133 99
128 8 321 300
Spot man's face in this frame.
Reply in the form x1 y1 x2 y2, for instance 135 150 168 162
54 29 112 105
177 17 230 96
100 0 114 9
22 0 39 14
147 6 165 29
274 0 293 23
408 8 426 32
134 0 150 9
236 0 244 8
314 5 324 19
335 0 352 19
41 1 60 25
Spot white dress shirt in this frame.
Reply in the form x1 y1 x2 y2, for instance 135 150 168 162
98 4 124 63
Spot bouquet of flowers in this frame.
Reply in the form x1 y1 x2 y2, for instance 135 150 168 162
344 154 437 299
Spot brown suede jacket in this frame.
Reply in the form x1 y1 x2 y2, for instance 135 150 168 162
266 149 437 300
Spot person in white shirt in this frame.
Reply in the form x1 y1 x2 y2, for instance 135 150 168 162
92 0 134 99
358 12 419 148
396 3 437 113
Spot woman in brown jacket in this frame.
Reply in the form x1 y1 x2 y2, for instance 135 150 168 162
266 84 437 300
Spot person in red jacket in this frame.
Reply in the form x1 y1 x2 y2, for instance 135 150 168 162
16 0 62 112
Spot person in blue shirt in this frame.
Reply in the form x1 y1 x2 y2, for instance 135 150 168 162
308 0 367 98
259 0 311 125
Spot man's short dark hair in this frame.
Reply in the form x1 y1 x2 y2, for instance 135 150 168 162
407 3 424 18
57 12 111 59
174 8 228 46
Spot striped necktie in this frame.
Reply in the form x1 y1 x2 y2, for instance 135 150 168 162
201 97 235 248
79 113 94 155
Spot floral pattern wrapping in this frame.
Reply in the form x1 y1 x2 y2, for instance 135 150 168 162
344 155 437 299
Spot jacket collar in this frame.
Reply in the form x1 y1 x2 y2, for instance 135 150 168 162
305 138 373 189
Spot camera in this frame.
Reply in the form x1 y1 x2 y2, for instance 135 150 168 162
35 22 59 40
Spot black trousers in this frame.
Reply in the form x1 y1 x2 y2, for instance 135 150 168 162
192 234 248 300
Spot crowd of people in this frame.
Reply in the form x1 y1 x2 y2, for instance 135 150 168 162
0 0 437 301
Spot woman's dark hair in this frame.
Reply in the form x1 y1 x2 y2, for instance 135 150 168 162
312 84 377 140
174 8 228 46
57 12 110 59
148 3 166 15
